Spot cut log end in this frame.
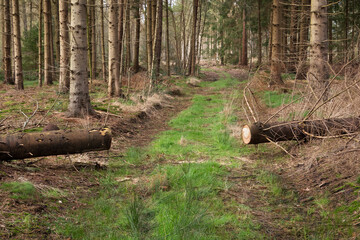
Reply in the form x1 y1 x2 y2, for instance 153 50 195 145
242 125 252 144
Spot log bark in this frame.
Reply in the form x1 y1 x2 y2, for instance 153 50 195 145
242 117 360 144
0 128 111 161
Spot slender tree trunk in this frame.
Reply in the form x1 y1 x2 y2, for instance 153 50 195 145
91 0 96 79
3 0 13 85
289 0 296 71
146 0 152 74
87 0 93 80
151 0 157 42
11 0 23 90
118 0 124 76
181 0 186 72
150 0 162 88
125 0 131 70
328 7 333 64
43 0 52 85
308 0 329 100
257 0 262 66
59 0 69 93
38 0 42 86
344 0 348 62
270 0 283 85
68 0 93 117
21 0 27 32
170 6 181 70
189 0 198 75
108 0 119 96
100 0 106 82
133 0 140 73
53 0 60 68
165 0 170 76
29 0 32 29
240 8 247 66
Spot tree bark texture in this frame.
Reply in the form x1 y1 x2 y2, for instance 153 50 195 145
133 0 140 73
189 0 198 76
308 0 329 100
3 0 13 85
146 0 152 74
270 0 283 85
242 117 360 144
68 0 93 117
240 8 247 66
165 0 170 76
90 0 96 79
100 0 106 82
124 0 131 71
150 0 162 87
0 128 112 161
38 0 43 86
108 0 119 96
43 0 52 85
59 0 70 93
12 0 24 90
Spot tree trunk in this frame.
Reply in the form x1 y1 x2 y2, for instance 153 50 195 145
297 0 310 79
59 0 70 93
164 0 170 76
133 0 140 73
242 117 360 144
11 0 24 90
38 0 43 86
91 0 96 79
150 0 162 88
100 0 106 82
170 6 181 70
270 0 283 85
289 0 296 71
344 0 348 63
240 7 247 66
189 0 198 76
21 0 27 32
68 0 93 117
3 0 13 85
124 0 131 71
146 0 152 74
308 0 329 100
0 128 111 161
108 0 119 96
29 0 32 29
151 0 157 42
117 0 124 79
53 0 60 69
257 0 262 66
43 0 52 85
328 7 333 64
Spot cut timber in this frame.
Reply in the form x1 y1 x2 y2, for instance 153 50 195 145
0 128 111 161
242 117 360 144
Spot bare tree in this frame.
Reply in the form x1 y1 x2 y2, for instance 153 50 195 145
108 0 119 96
38 0 43 86
150 0 162 87
43 0 52 85
270 0 283 85
240 7 247 66
189 0 198 75
68 0 93 117
12 0 24 90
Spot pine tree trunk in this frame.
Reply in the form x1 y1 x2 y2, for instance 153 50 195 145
21 0 27 32
344 0 348 63
164 0 170 76
298 0 310 77
170 6 181 70
240 8 247 66
68 0 93 117
38 0 43 86
257 0 262 66
289 0 296 71
189 0 198 76
108 0 119 96
308 0 329 100
87 0 93 80
133 0 140 73
151 0 157 42
43 0 52 85
29 0 32 29
91 0 96 79
181 0 186 72
11 0 23 90
125 0 131 71
59 0 69 93
328 8 333 64
117 0 124 78
146 0 152 74
150 0 162 88
53 0 60 69
3 0 13 85
100 0 106 81
270 0 283 85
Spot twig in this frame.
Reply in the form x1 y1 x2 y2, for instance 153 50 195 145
0 117 9 125
265 136 296 159
36 94 61 127
20 101 39 131
103 101 111 127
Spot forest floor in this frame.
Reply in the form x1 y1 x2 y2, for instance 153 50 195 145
1 66 360 239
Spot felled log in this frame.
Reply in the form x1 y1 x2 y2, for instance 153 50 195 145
242 117 360 144
0 128 111 161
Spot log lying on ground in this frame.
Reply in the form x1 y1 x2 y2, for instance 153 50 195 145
0 128 111 161
242 117 360 144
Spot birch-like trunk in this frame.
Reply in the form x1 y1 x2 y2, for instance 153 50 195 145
68 0 93 117
11 0 24 90
59 0 70 93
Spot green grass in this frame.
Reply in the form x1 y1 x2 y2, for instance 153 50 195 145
261 91 298 108
55 73 264 239
1 181 38 200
